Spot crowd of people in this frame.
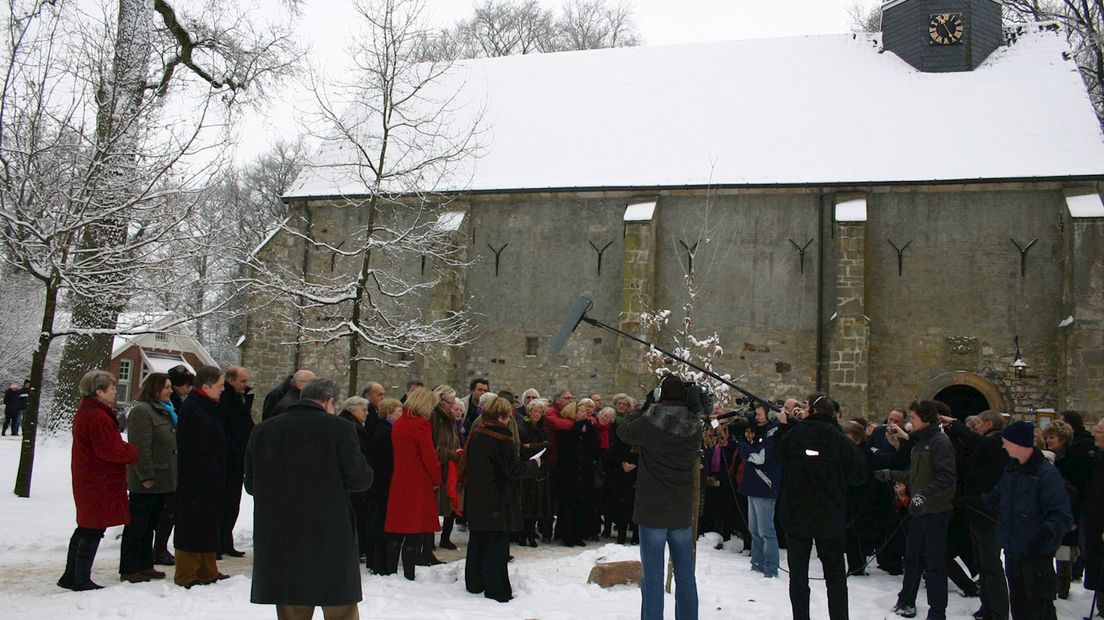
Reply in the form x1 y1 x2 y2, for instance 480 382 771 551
55 363 1104 620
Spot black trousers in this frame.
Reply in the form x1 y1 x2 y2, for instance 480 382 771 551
119 492 167 574
2 408 20 435
465 531 512 602
154 492 176 555
970 519 1009 620
1006 556 1058 620
221 472 244 552
787 534 849 620
898 511 951 620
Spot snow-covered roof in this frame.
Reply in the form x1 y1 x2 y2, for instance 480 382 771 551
287 26 1104 199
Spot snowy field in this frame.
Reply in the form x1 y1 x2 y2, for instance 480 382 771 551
0 436 1095 620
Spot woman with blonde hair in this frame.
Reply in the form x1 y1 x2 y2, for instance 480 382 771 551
519 398 553 546
431 385 462 552
553 401 600 547
1043 419 1091 599
385 387 442 580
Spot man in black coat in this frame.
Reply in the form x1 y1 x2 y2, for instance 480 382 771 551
246 378 372 620
943 410 1010 620
1083 420 1104 618
174 365 229 588
366 398 401 575
778 393 867 620
218 365 254 558
263 369 315 421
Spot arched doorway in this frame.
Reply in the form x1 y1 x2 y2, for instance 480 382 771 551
922 371 1007 420
933 384 990 419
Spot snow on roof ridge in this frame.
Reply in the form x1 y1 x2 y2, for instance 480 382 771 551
287 25 1104 199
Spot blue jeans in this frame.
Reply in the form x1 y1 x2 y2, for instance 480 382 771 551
748 496 779 577
898 511 951 620
639 525 698 620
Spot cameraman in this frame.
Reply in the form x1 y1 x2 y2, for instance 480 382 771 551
617 375 701 620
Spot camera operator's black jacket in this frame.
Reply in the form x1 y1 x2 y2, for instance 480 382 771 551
777 413 866 539
616 402 701 529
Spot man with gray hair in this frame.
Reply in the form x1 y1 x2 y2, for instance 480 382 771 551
943 410 1010 620
247 378 373 620
265 369 315 421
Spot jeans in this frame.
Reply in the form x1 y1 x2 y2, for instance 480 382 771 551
639 525 697 620
898 511 951 620
748 496 779 576
787 535 849 620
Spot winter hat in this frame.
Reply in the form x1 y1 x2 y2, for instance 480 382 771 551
1002 420 1035 448
658 374 685 403
167 364 195 387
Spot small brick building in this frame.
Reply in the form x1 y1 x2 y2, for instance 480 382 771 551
108 314 216 403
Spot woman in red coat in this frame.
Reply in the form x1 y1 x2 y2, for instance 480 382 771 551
385 386 442 580
58 370 139 591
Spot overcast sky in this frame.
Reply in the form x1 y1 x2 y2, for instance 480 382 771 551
240 0 867 160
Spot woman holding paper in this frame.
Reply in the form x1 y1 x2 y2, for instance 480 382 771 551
461 396 540 603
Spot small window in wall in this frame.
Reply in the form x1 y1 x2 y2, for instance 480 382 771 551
154 333 169 343
118 359 132 403
1066 193 1104 218
525 337 539 357
834 194 868 222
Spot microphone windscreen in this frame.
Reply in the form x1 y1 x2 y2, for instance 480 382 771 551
547 291 593 361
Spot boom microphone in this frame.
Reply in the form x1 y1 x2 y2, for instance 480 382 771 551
548 291 593 360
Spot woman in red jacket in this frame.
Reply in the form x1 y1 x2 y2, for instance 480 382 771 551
58 370 139 591
385 387 442 580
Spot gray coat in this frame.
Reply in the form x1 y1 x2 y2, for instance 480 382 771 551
125 401 177 493
246 400 373 606
616 403 701 529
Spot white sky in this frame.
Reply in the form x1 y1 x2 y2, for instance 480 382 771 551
238 0 865 160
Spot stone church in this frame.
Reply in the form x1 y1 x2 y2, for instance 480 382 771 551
245 0 1104 421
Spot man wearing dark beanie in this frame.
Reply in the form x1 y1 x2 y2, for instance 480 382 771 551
617 373 700 620
982 420 1073 620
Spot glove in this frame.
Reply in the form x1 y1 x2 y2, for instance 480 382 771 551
873 469 891 482
908 493 926 517
1028 529 1052 557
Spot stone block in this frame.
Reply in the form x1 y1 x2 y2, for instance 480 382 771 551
587 561 643 588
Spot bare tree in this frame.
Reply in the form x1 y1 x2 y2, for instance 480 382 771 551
47 0 301 440
846 1 883 33
0 0 298 497
245 0 482 396
425 0 641 60
557 0 640 50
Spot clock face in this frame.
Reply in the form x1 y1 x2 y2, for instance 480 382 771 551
929 13 965 45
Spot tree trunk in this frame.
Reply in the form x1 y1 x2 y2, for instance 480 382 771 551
49 0 151 430
347 194 379 397
14 282 60 497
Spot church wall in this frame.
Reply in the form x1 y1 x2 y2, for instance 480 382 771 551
864 189 1067 417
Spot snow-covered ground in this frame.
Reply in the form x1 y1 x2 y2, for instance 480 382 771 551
0 436 1095 619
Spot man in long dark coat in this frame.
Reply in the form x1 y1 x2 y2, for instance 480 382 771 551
218 365 254 557
174 365 228 587
246 378 373 620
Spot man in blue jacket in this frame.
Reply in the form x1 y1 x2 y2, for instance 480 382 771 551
984 420 1073 620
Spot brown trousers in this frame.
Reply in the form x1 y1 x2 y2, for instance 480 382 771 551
173 550 219 587
276 604 359 620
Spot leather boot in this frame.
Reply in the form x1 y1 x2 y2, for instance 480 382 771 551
616 528 627 545
419 533 443 566
67 534 104 591
57 532 79 589
401 543 417 581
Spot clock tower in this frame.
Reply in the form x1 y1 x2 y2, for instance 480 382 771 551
881 0 1004 72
